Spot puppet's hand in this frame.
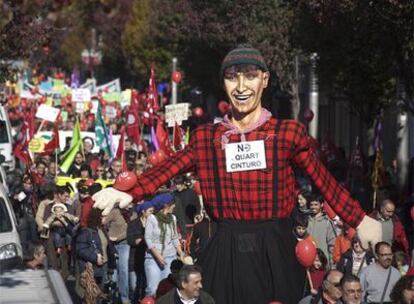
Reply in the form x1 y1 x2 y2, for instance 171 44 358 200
356 215 382 251
93 187 133 215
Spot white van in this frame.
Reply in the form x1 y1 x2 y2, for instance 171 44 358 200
0 105 15 171
0 183 23 270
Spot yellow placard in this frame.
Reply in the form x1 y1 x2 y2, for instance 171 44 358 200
28 138 45 153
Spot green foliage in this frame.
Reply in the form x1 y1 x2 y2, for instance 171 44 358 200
122 0 180 81
295 0 414 122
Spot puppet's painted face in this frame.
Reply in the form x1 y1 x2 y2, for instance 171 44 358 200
224 67 269 118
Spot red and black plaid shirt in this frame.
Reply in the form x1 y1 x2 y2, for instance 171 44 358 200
130 118 366 227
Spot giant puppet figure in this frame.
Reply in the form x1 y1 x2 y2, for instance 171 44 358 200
93 45 381 304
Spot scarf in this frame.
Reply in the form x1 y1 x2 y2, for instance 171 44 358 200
220 108 272 149
155 212 176 254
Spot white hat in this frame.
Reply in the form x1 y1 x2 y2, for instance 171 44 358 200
51 203 67 213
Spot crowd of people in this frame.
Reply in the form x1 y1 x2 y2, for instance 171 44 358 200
5 138 413 304
3 45 414 304
7 142 213 303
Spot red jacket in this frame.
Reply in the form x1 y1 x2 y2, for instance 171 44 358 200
370 210 409 255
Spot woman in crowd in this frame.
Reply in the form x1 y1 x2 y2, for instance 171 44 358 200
12 174 39 252
127 200 155 302
336 235 375 277
75 208 117 301
144 193 184 296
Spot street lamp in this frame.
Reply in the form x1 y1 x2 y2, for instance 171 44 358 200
81 28 102 80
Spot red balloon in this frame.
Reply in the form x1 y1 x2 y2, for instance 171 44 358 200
295 239 317 268
411 206 414 221
155 149 167 162
303 109 314 123
140 296 155 304
323 203 337 220
171 71 182 84
148 153 158 166
218 100 230 115
193 181 201 195
192 107 204 118
114 171 138 191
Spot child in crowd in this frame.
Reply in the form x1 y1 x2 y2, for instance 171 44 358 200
393 251 410 276
43 203 79 254
309 249 328 295
293 213 315 244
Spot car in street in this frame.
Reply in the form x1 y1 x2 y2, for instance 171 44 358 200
0 183 23 271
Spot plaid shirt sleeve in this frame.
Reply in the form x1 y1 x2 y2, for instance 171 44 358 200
128 134 197 201
292 122 366 227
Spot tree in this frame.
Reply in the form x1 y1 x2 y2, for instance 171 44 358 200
170 0 303 118
295 0 414 123
122 0 181 82
0 1 54 83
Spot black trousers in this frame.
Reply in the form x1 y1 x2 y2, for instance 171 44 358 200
198 218 306 304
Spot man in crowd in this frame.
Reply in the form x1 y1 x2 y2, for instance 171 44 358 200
299 269 344 304
340 274 363 304
359 242 401 303
93 45 381 304
41 185 73 279
107 158 122 179
124 138 138 165
370 198 409 255
307 194 337 267
156 265 215 304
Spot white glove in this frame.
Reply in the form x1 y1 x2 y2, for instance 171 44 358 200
92 187 133 216
356 215 382 251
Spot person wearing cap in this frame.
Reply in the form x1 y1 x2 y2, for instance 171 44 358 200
93 45 382 304
127 200 156 302
144 192 184 296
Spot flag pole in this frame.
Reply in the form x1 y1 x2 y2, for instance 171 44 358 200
55 150 58 178
78 115 85 159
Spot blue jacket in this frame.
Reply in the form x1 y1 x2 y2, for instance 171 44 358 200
75 227 117 277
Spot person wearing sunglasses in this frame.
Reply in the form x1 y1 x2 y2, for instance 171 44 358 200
337 235 375 277
299 269 344 304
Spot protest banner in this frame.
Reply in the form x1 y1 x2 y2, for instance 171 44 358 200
165 103 191 127
35 104 60 122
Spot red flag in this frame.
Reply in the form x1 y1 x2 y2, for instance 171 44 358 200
41 121 60 155
146 66 160 114
27 107 36 139
156 119 168 146
156 119 174 156
126 106 141 146
173 122 183 148
116 126 128 171
13 119 32 165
